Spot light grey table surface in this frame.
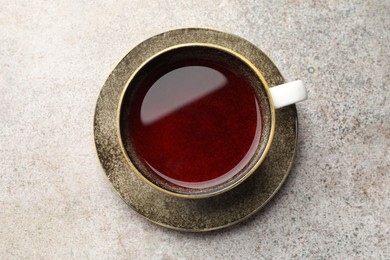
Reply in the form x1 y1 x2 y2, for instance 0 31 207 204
1 1 389 259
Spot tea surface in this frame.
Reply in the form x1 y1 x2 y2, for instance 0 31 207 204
128 60 262 188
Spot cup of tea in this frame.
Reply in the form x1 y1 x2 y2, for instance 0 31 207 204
117 43 307 198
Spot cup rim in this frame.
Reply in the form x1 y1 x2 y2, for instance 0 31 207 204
116 43 276 199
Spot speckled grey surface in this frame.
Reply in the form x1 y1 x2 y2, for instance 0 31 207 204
1 0 389 259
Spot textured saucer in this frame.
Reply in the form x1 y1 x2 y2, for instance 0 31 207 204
94 28 297 232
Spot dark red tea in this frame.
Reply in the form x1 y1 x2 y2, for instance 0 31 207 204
127 59 262 188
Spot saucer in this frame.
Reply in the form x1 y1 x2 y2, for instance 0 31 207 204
94 28 298 232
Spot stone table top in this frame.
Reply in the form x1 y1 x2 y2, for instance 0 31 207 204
1 1 389 259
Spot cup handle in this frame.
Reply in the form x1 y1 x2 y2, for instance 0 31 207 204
269 80 307 109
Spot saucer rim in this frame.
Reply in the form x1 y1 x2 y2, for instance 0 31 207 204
94 27 298 232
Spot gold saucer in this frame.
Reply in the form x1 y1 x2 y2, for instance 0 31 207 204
94 28 297 232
